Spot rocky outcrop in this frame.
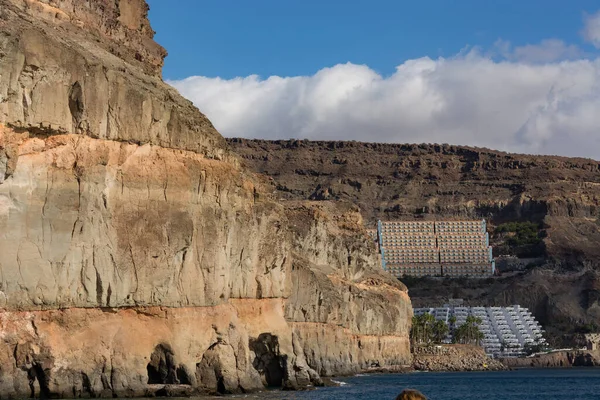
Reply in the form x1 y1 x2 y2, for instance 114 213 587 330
227 139 600 343
412 345 506 372
284 203 412 376
2 0 166 76
0 129 288 309
1 0 226 159
0 1 412 397
500 350 600 368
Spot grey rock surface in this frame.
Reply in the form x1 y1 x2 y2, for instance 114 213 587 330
0 1 412 397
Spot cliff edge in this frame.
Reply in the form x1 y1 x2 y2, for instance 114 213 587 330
0 1 412 397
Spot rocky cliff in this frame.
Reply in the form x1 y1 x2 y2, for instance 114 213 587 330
228 139 600 261
0 1 412 397
227 139 600 343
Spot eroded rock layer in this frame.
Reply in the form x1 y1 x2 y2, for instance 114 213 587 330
227 139 600 260
0 1 412 397
0 0 226 160
227 139 600 342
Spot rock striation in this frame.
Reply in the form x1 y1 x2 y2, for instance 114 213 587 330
227 139 600 344
1 0 226 160
0 1 412 397
227 139 600 260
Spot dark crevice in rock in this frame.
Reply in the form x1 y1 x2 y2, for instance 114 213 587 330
176 365 192 385
216 376 226 394
95 270 103 305
147 343 178 384
6 123 67 138
28 362 50 399
106 283 112 307
81 371 94 397
249 333 286 387
68 81 84 125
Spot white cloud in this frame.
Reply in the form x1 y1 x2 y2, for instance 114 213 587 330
170 53 600 160
495 39 585 63
583 11 600 48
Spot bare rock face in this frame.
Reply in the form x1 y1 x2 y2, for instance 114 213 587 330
284 203 411 375
0 1 412 397
0 0 227 160
413 344 506 372
0 130 289 309
227 139 600 260
227 139 600 342
499 349 600 368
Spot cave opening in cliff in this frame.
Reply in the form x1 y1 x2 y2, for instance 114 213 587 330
176 365 192 385
28 363 51 399
147 343 181 384
249 333 286 387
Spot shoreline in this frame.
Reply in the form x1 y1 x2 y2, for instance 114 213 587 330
104 364 600 399
191 368 600 399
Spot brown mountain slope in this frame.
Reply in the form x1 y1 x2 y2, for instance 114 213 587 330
228 138 600 344
228 139 600 261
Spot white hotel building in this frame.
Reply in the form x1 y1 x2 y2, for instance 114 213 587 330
414 304 547 358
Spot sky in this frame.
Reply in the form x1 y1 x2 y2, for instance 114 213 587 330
147 0 600 160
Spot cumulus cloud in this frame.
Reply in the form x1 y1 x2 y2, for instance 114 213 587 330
583 11 600 48
170 9 600 161
495 39 585 63
170 53 600 160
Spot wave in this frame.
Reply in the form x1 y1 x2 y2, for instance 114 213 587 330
331 380 348 386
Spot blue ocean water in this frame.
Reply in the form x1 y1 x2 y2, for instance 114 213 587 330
216 369 600 399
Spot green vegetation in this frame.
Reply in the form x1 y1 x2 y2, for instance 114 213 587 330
494 221 547 258
412 314 486 347
432 319 450 343
452 316 485 346
410 313 450 346
495 221 543 246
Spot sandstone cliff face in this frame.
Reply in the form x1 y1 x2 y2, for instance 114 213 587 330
284 203 411 375
0 129 289 309
0 1 412 397
228 139 600 343
1 0 226 161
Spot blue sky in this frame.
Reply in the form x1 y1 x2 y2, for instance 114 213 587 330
147 1 600 160
148 0 599 80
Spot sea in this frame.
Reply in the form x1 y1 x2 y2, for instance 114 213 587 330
198 369 600 399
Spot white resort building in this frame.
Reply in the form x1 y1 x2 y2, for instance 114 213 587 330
372 219 495 278
414 304 547 358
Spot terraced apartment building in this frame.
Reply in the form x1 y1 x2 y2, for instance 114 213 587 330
372 220 495 278
414 304 547 358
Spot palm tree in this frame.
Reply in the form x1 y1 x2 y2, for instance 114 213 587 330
448 315 457 335
432 319 450 343
422 313 436 344
411 313 440 345
453 315 484 346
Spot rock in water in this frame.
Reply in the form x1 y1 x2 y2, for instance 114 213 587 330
0 1 412 397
